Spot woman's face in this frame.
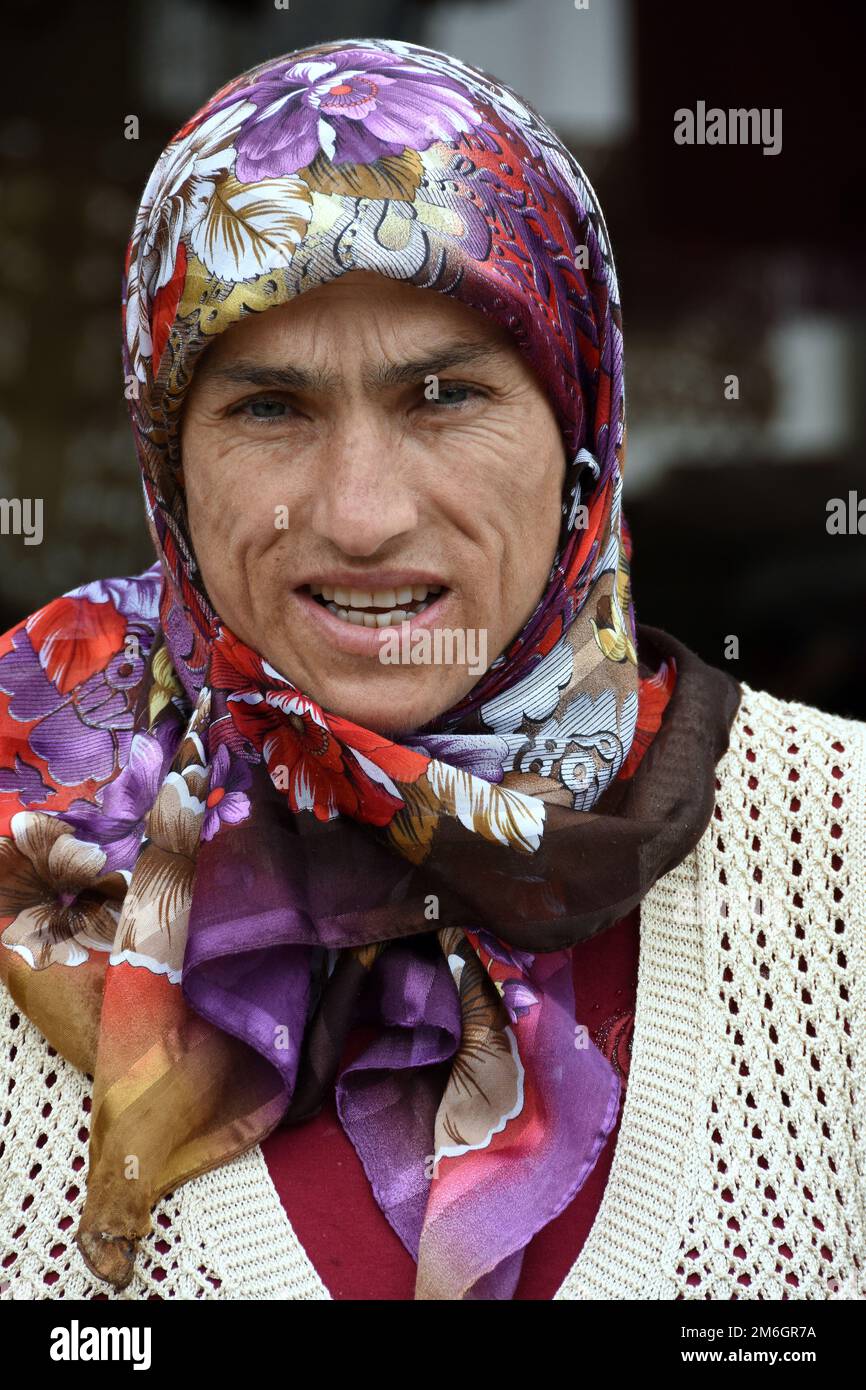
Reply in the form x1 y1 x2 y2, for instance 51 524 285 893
181 270 566 734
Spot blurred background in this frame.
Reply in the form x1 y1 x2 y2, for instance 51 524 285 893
1 0 864 716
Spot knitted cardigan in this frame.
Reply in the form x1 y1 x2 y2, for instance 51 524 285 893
2 679 864 1301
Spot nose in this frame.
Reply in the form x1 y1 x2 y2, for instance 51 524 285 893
308 410 418 556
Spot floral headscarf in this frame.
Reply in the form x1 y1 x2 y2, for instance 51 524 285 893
0 39 740 1298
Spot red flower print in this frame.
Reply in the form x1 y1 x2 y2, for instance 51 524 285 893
261 702 355 821
326 714 429 785
254 699 404 824
620 656 677 780
27 596 128 695
209 626 270 690
211 628 429 825
151 242 187 374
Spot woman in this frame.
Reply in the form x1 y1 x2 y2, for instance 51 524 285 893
0 38 863 1302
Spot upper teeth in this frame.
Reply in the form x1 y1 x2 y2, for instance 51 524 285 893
312 584 440 607
308 583 443 628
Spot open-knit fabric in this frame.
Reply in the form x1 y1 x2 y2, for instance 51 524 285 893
2 679 864 1300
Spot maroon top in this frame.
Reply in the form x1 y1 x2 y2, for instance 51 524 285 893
260 905 640 1299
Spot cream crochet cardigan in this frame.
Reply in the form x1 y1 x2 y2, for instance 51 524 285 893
2 680 864 1301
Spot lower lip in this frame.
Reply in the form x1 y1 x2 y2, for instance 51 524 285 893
290 587 453 658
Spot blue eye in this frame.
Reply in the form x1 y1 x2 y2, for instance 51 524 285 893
244 398 288 420
428 384 477 407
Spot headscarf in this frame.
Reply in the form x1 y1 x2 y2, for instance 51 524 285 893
0 38 741 1298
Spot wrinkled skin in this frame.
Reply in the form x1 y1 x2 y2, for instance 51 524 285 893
181 271 566 734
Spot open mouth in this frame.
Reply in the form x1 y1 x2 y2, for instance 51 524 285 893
306 583 445 628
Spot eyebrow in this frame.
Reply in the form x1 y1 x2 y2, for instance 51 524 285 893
367 340 505 388
199 339 506 394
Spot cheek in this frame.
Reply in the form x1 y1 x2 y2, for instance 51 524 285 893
183 427 287 564
503 411 566 543
446 413 564 558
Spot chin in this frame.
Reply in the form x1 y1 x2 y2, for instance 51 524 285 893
323 693 438 738
307 673 465 737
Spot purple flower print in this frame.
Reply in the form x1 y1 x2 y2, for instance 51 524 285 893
475 929 536 972
0 755 56 807
222 48 483 181
501 976 541 1023
201 743 251 841
0 629 148 788
0 570 161 790
402 733 510 784
62 730 172 873
70 568 161 623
